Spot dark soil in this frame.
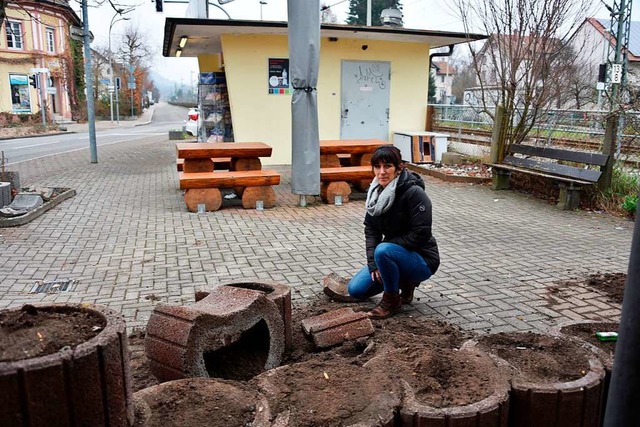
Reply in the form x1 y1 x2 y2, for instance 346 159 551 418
253 353 402 426
0 304 105 362
133 378 265 427
560 321 619 368
547 272 626 306
584 272 627 304
477 332 591 383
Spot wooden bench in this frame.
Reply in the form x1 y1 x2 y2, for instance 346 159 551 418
177 157 231 172
179 170 281 212
319 166 373 204
487 144 609 210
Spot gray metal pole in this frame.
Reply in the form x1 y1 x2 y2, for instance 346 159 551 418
603 202 640 426
115 79 120 124
39 73 46 127
81 0 97 163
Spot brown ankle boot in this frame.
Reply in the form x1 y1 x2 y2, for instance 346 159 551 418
368 292 402 319
400 281 420 304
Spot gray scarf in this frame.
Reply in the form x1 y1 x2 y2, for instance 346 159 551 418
366 176 399 216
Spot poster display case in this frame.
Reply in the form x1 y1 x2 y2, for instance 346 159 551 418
198 72 234 142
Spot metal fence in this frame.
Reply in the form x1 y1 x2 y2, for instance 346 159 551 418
431 104 640 166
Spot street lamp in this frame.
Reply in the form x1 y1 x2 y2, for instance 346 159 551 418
259 0 267 20
109 10 130 124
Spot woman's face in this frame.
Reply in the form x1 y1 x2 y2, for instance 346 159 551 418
373 162 397 188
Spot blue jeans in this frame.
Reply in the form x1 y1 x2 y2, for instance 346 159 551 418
347 242 433 299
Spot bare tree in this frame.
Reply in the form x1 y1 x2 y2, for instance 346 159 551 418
321 3 339 24
453 0 596 158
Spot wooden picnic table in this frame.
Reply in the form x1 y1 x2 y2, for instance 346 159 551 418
319 139 387 167
176 142 273 173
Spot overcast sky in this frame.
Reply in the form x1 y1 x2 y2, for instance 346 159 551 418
72 0 637 86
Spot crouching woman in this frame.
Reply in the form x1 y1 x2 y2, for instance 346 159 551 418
347 145 440 319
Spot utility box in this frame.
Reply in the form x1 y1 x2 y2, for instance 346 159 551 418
393 131 448 163
0 182 10 207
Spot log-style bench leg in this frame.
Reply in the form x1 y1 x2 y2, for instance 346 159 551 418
320 154 341 168
557 183 582 210
183 159 215 173
242 186 276 209
321 181 351 204
231 158 263 197
184 188 222 212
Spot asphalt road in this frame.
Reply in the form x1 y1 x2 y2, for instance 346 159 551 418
0 103 189 166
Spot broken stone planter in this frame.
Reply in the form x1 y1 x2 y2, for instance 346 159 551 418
133 377 272 427
0 304 133 426
472 332 606 427
0 187 75 227
145 285 285 383
195 280 292 351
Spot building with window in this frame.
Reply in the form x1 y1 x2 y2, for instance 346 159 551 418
430 60 456 104
0 0 82 121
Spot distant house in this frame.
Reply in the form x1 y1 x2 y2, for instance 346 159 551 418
0 0 82 121
569 17 640 103
464 33 566 108
430 60 456 104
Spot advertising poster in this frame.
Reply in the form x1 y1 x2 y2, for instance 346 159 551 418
268 58 290 95
9 74 31 113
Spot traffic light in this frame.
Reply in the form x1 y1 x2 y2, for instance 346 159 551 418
115 77 121 90
155 0 163 12
29 74 39 89
598 64 607 83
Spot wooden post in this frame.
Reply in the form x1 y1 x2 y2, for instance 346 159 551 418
599 114 617 191
490 104 505 164
425 105 435 131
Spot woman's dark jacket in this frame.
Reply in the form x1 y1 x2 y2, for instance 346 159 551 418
364 168 440 274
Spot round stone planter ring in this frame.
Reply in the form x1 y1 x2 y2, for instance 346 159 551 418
0 304 133 427
471 332 606 427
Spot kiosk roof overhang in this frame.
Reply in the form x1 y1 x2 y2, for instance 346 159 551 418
163 18 487 57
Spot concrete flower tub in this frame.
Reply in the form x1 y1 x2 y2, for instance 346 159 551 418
0 304 133 426
472 332 606 427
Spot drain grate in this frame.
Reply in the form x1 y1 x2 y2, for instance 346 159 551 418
30 279 77 294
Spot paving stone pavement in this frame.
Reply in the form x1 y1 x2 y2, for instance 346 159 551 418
0 133 634 333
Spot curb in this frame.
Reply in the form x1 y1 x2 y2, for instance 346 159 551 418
0 131 76 141
134 105 156 127
407 163 492 184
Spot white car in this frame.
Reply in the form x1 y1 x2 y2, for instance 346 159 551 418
183 107 199 137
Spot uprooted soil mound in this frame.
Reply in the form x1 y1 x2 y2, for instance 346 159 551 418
253 353 401 426
133 378 269 427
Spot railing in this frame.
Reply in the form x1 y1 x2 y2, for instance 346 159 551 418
430 104 640 165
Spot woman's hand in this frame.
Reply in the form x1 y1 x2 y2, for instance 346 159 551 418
371 270 381 283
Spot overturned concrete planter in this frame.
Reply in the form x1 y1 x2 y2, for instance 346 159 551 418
474 332 606 427
146 286 285 383
195 281 292 351
133 377 272 427
367 345 510 427
0 304 133 426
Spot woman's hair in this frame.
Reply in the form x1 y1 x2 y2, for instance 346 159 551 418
370 144 403 169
